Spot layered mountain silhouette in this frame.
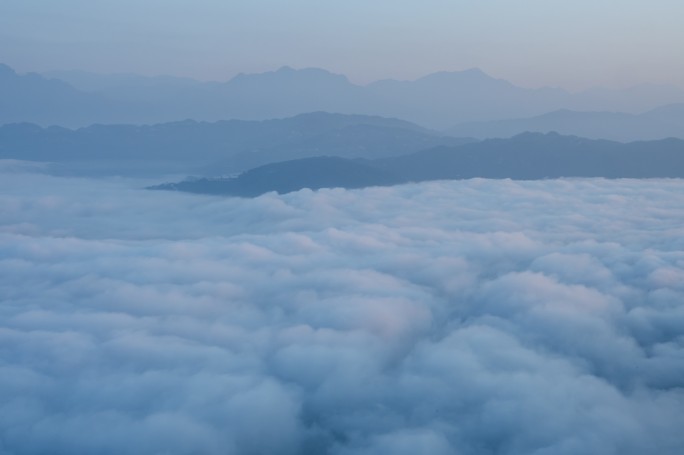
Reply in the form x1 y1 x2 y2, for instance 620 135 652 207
3 63 684 130
375 132 684 180
153 157 404 197
0 112 468 176
447 103 684 141
0 64 110 127
152 133 684 197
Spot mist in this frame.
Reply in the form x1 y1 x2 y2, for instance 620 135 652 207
2 168 683 454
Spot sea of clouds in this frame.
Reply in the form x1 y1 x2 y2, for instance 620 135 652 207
1 166 683 454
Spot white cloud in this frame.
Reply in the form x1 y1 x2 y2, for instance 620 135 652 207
1 167 683 454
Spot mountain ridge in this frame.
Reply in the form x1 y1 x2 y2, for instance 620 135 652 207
152 132 684 197
0 112 469 176
446 103 684 141
4 63 684 129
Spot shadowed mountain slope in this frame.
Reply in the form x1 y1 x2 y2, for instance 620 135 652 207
153 133 684 197
152 156 404 197
377 132 684 181
0 112 467 176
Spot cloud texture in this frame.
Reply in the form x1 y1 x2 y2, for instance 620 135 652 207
1 167 684 454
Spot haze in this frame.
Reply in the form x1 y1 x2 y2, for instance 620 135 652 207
2 2 684 454
2 0 684 90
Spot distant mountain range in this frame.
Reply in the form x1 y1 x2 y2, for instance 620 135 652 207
153 133 684 197
0 112 469 176
447 104 684 141
3 63 684 129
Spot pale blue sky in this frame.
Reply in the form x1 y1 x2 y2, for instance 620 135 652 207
1 0 683 89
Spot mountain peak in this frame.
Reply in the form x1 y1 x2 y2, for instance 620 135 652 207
229 66 350 85
414 68 510 87
0 63 17 77
461 68 487 76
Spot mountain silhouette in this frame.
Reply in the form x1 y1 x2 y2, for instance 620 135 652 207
376 132 684 181
153 132 684 197
152 156 404 197
0 64 110 126
3 63 684 129
0 112 466 176
447 103 684 141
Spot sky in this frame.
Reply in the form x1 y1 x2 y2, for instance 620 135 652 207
1 0 683 90
2 167 684 453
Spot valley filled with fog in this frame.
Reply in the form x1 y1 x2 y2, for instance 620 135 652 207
3 1 684 452
2 169 683 454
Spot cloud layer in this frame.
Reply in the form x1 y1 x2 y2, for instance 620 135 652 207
1 168 683 454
